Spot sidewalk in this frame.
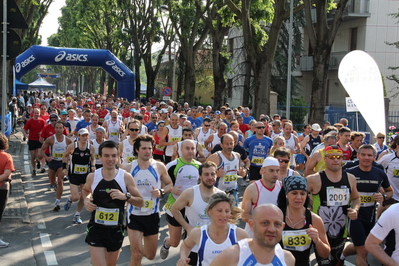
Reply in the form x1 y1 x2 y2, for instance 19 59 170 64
0 129 36 266
3 130 29 222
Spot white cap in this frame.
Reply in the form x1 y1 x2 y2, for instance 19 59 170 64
78 128 89 135
311 123 322 131
262 157 280 168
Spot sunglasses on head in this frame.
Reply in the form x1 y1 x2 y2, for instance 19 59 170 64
278 159 290 163
326 155 343 160
129 128 139 132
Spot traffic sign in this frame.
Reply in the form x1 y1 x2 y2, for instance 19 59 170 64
162 87 172 96
163 96 171 101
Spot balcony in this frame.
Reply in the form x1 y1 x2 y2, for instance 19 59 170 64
299 51 348 71
312 0 370 23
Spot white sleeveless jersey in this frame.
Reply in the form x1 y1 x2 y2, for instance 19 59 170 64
165 125 182 156
211 133 221 149
138 124 148 136
92 139 105 165
198 224 238 266
196 127 213 157
87 125 99 141
244 180 282 237
122 138 137 163
128 159 161 216
106 119 122 143
270 131 282 140
51 135 67 161
237 239 287 266
284 134 296 165
91 168 126 194
217 151 240 191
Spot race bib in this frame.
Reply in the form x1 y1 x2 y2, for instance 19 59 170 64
359 192 375 207
95 154 100 159
251 156 264 166
73 164 88 174
155 145 164 151
282 230 312 252
162 193 176 216
393 167 399 178
201 143 206 149
100 118 105 123
223 175 238 183
53 153 63 158
170 137 180 142
94 207 119 226
110 132 118 136
327 187 350 206
127 156 137 163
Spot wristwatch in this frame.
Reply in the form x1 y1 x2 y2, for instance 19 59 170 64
125 192 131 201
384 194 388 201
159 188 165 197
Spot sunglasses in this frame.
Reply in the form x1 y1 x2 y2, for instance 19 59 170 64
204 124 210 127
278 159 290 163
272 124 277 127
326 155 343 160
377 137 385 139
158 125 165 127
152 117 157 119
50 119 57 122
129 128 140 132
41 108 47 110
256 126 265 129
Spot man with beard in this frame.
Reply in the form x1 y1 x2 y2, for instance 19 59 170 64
210 204 295 266
170 161 223 266
307 145 360 266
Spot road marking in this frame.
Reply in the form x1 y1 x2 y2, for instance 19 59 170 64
44 250 58 265
40 233 52 247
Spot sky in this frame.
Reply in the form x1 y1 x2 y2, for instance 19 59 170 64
39 0 66 46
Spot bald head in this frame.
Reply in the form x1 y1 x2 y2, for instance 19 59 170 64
181 139 195 149
253 203 283 221
228 131 238 143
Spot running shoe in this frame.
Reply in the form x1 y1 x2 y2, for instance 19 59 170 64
63 176 68 182
0 238 9 248
36 161 41 169
160 237 170 260
64 198 72 211
47 185 54 191
53 204 60 212
73 215 82 224
40 168 46 173
32 170 36 177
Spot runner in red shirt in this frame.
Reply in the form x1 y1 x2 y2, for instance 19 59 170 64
97 103 109 125
22 108 46 176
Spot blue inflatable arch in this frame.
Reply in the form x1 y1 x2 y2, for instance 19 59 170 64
14 45 135 100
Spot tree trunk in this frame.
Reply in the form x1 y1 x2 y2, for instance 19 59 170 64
212 31 228 110
183 50 196 106
309 47 331 124
242 60 251 107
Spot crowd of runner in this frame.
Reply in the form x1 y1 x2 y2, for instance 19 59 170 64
14 90 399 266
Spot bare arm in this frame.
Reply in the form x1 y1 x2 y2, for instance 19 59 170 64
124 172 144 207
40 137 53 162
366 234 399 266
304 152 320 176
196 143 206 162
308 213 330 258
0 169 12 182
82 173 96 212
171 188 194 233
177 228 200 266
283 250 296 266
348 173 360 220
209 245 240 266
241 184 256 223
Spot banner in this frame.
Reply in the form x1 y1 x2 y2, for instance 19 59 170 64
345 97 358 112
0 112 13 137
338 50 385 136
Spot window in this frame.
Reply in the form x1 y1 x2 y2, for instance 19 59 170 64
350 28 357 51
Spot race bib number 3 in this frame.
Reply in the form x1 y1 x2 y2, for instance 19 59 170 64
53 153 63 158
95 207 119 226
223 175 238 183
171 137 180 142
127 156 137 163
327 187 350 206
282 230 312 251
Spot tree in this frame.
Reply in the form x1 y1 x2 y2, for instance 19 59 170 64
304 0 349 123
118 0 174 100
166 0 210 106
225 0 305 118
